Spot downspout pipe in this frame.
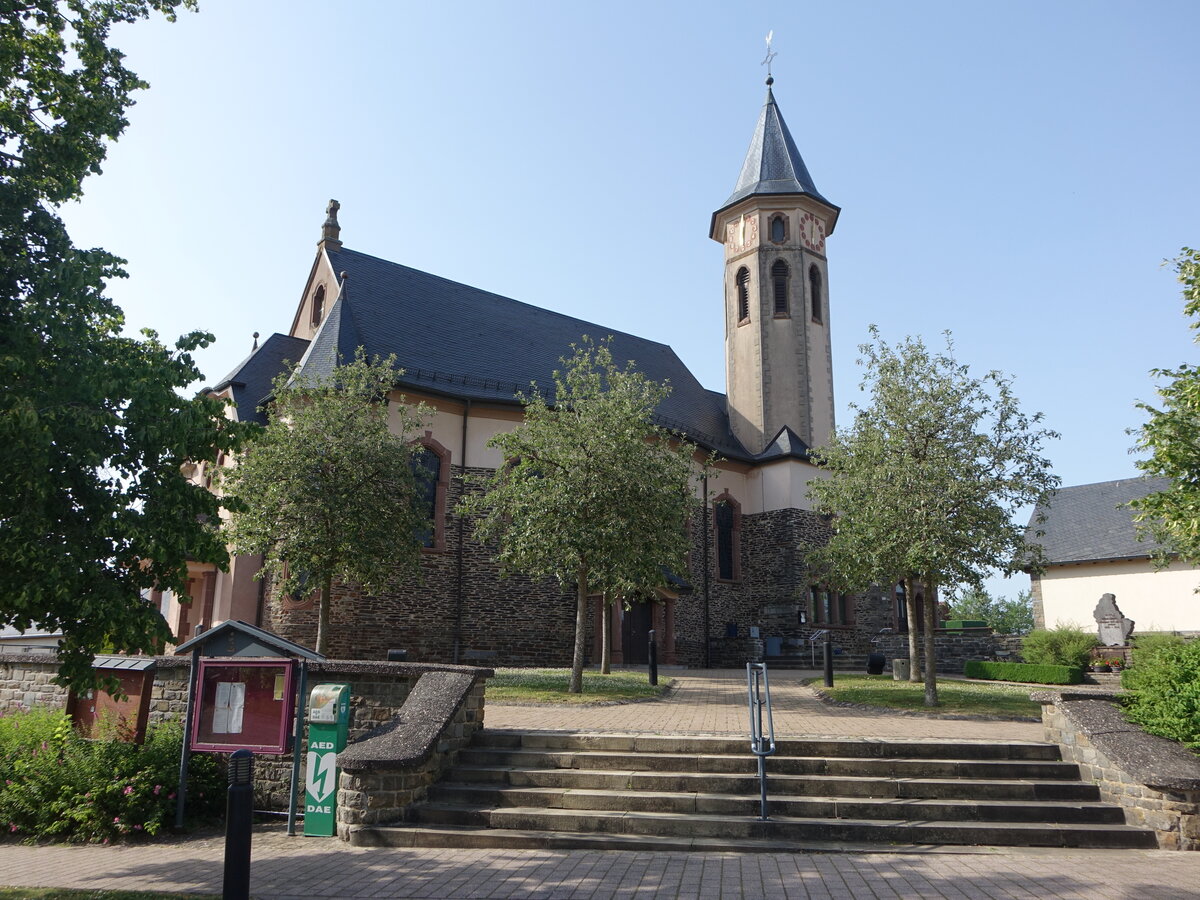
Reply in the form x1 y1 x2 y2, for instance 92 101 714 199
453 399 471 664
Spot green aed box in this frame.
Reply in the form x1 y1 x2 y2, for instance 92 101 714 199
303 683 351 837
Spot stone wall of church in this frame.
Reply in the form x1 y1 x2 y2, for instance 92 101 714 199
672 506 838 667
263 467 589 667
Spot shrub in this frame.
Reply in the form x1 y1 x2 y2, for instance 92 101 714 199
963 660 1083 685
1020 625 1096 669
1122 640 1200 748
0 708 224 842
1130 632 1188 669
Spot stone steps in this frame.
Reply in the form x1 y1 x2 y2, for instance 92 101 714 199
346 730 1157 851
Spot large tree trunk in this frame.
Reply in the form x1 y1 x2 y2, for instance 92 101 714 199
904 576 921 682
600 592 612 675
569 566 589 694
317 574 332 657
923 577 939 707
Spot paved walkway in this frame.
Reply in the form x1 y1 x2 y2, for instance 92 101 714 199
486 669 1045 742
2 827 1199 898
1 668 1182 899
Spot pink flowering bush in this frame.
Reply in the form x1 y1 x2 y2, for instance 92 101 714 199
0 708 223 842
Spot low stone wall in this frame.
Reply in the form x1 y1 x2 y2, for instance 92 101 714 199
0 653 70 713
337 670 487 843
152 658 489 811
873 632 1009 674
1037 690 1200 850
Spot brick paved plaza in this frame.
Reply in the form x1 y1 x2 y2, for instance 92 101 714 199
3 670 1197 899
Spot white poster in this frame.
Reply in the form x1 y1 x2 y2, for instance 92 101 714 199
212 681 246 735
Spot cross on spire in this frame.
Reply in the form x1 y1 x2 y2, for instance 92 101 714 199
761 30 777 84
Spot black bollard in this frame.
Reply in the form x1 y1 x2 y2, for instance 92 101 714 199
648 629 658 686
823 632 834 688
223 749 254 900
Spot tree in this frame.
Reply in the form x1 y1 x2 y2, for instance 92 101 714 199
807 328 1058 706
945 587 1035 635
459 337 702 693
1131 249 1200 568
222 352 431 656
0 1 253 691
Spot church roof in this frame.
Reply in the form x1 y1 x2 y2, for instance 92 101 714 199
1026 476 1172 565
717 83 837 216
290 245 759 460
757 425 813 462
211 333 310 425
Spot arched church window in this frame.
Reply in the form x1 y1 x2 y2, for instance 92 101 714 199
311 285 326 327
771 259 790 316
735 268 750 324
808 265 822 323
713 492 741 582
412 432 451 551
769 214 787 244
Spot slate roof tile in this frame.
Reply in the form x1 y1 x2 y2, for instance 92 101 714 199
1026 476 1172 565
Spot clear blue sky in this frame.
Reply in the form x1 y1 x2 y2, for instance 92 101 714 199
61 1 1199 594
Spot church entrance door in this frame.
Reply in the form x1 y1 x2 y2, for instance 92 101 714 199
621 601 654 664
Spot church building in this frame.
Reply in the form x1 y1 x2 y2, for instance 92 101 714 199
173 79 903 667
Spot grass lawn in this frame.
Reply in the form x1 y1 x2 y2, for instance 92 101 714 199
0 891 216 899
487 668 672 704
810 674 1041 718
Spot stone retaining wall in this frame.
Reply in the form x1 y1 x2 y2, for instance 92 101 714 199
1037 690 1200 850
337 671 487 842
0 653 70 713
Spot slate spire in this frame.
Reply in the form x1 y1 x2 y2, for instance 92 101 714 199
721 80 834 211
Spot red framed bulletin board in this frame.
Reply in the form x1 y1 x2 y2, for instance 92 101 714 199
191 659 295 754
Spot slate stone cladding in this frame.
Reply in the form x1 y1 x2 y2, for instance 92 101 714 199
673 506 839 667
254 463 924 668
263 467 588 667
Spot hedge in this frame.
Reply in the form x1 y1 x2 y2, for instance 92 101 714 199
963 659 1084 685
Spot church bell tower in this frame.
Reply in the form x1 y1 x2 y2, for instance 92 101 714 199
709 76 840 455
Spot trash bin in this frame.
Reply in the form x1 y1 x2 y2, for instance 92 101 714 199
892 658 911 680
866 652 885 675
764 636 783 657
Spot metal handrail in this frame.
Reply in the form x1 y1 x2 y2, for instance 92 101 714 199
746 662 776 821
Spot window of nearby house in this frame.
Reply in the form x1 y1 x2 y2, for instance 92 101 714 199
771 259 790 316
713 492 741 582
735 267 750 324
808 265 822 323
769 213 787 244
411 433 450 551
311 285 326 327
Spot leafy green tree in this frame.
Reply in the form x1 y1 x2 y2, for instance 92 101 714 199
0 0 253 691
223 352 431 656
946 587 1035 635
1131 249 1200 569
807 328 1059 706
459 337 703 693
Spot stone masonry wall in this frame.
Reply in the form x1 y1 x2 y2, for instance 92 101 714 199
1040 693 1200 850
151 658 486 811
0 654 69 713
338 676 485 841
262 466 587 667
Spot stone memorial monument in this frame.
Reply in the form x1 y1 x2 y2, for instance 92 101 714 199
1093 593 1135 647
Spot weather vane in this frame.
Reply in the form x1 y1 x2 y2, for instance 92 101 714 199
761 30 777 81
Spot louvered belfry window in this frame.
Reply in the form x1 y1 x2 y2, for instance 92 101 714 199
771 260 789 315
735 267 750 322
809 265 822 322
311 285 326 326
